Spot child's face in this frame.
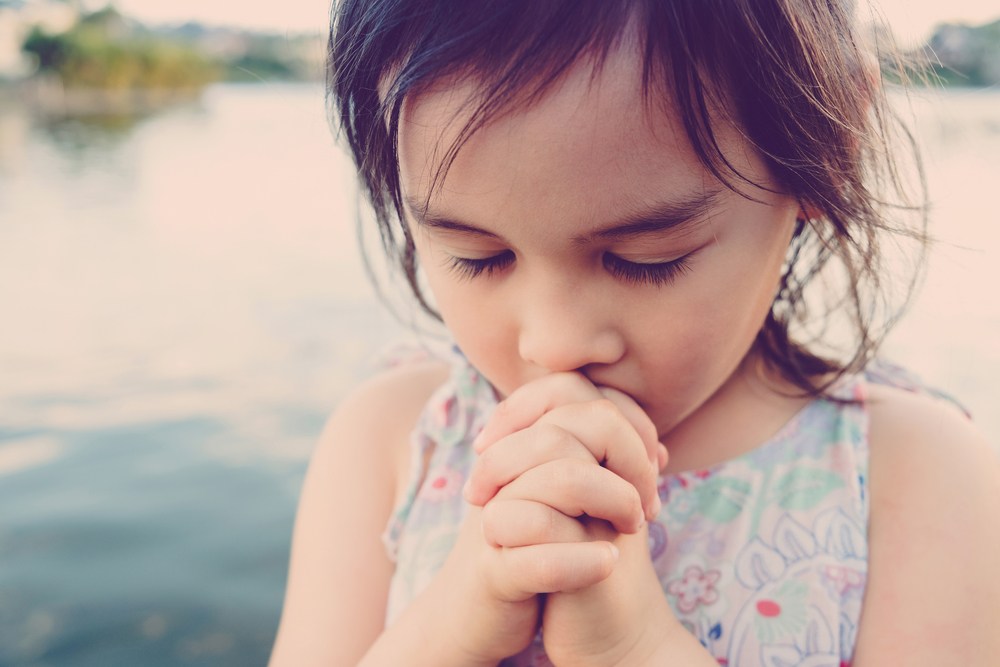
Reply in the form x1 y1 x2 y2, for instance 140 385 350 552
399 50 800 439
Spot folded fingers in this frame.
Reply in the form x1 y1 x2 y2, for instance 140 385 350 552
481 498 590 548
491 458 644 534
473 372 603 454
483 541 619 600
466 400 661 521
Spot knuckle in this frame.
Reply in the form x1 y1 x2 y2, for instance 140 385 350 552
548 457 589 493
589 397 621 421
480 504 503 546
480 501 499 529
493 398 513 420
539 423 576 454
476 444 499 480
586 399 631 441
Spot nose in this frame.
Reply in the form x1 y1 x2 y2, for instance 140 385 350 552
516 281 626 373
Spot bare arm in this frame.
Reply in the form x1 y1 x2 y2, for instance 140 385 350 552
268 361 450 667
269 361 575 667
853 385 1000 665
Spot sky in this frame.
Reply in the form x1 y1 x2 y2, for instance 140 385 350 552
80 0 1000 46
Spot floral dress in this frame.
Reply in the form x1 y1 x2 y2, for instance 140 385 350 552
381 350 964 666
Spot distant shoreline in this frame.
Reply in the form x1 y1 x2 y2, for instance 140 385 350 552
2 75 204 117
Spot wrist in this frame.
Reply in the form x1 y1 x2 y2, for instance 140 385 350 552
361 583 503 667
613 618 719 667
420 550 540 667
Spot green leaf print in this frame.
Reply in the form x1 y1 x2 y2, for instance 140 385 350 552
695 476 752 523
771 468 845 511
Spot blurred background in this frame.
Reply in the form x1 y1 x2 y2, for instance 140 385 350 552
0 0 997 665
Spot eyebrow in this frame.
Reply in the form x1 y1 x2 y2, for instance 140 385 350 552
404 195 505 239
586 190 722 241
404 189 722 242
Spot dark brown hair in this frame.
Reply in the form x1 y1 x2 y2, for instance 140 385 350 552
327 0 928 396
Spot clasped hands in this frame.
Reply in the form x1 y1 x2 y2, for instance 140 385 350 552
454 372 678 667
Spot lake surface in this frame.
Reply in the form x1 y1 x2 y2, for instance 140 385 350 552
0 82 997 665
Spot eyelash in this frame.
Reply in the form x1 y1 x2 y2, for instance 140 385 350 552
447 250 695 286
602 252 694 287
446 250 516 280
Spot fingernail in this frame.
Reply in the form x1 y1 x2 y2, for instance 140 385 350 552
652 495 662 519
462 478 472 501
609 543 620 562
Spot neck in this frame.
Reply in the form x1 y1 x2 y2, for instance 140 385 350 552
659 354 815 474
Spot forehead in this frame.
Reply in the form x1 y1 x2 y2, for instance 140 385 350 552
398 46 769 235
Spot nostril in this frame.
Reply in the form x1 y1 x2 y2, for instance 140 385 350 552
518 328 625 374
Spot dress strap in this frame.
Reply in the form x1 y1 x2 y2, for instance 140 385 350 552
864 359 971 418
380 348 498 562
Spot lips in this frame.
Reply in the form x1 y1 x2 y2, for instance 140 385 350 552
592 380 647 412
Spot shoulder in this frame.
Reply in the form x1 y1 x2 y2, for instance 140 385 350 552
863 383 998 549
853 383 1000 664
865 379 988 455
322 359 452 458
864 382 995 493
318 359 453 504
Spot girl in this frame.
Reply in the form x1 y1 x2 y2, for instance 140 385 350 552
270 1 1000 665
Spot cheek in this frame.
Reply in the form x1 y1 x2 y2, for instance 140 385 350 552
442 305 522 397
636 303 737 380
695 222 793 331
419 259 521 390
633 236 788 389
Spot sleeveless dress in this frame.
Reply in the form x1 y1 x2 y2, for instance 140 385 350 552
381 350 965 666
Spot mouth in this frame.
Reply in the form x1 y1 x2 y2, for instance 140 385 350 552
592 380 644 409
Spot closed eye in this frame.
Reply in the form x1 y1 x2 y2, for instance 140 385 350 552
446 250 516 280
602 252 694 287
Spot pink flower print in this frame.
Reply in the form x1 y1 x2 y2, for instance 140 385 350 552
657 476 671 502
420 466 464 503
751 579 809 643
772 412 802 443
433 395 458 429
666 565 721 614
827 444 850 474
822 565 865 596
647 521 668 560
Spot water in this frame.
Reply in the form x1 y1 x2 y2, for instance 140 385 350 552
0 83 409 666
0 82 997 665
882 87 1000 441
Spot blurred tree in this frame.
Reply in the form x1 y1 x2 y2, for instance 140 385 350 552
927 19 1000 86
21 7 221 90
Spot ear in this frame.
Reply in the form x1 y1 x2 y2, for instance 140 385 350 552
798 202 824 222
855 50 882 99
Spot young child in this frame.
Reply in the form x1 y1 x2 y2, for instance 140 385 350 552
269 1 1000 665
